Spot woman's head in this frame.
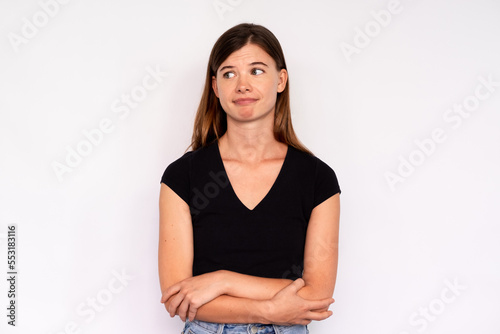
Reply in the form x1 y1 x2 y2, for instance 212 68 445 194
190 23 310 154
212 41 288 129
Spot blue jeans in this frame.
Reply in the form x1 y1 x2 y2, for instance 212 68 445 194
182 319 309 334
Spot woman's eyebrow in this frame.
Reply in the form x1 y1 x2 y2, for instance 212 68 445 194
218 62 269 73
250 61 269 67
219 65 234 72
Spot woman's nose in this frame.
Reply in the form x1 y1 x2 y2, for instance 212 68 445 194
236 75 251 93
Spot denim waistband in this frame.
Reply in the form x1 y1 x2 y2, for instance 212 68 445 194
183 319 308 334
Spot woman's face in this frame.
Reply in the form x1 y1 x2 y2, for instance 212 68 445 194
212 43 287 126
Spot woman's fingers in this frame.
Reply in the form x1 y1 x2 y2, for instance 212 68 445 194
177 297 191 321
166 292 185 317
268 279 335 325
168 294 199 322
161 276 216 320
161 284 181 303
272 278 304 299
188 306 198 322
290 278 305 291
305 309 333 321
307 297 335 311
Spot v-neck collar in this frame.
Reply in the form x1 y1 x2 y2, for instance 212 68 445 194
214 142 290 212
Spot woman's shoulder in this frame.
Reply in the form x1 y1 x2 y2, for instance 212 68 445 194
163 142 217 173
160 143 218 191
288 146 341 201
288 145 334 172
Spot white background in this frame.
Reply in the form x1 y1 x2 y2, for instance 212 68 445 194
1 0 499 333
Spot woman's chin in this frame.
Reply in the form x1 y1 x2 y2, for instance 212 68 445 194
227 108 274 124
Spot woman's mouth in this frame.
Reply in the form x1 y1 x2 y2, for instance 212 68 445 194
233 98 258 105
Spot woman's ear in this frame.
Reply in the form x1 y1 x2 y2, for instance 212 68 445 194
277 69 288 93
212 76 219 98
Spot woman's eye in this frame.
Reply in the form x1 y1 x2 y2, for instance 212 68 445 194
252 69 264 75
223 72 235 79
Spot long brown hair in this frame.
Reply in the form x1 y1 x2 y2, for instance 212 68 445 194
189 23 312 155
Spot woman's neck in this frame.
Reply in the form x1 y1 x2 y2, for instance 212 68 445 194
218 123 286 163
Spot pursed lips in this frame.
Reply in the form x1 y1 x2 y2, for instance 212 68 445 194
233 98 258 105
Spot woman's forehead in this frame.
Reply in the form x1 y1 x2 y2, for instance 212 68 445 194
219 44 275 68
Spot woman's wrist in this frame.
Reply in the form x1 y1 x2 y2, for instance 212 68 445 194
208 273 275 324
251 299 274 324
214 270 232 295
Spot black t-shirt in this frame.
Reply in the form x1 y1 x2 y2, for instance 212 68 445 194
161 141 341 279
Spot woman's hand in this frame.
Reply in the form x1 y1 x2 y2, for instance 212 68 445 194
161 271 227 321
265 278 335 326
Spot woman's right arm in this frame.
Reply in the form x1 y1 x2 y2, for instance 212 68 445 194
193 278 333 325
158 184 333 324
158 184 193 295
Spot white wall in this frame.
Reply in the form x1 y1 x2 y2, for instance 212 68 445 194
1 0 499 333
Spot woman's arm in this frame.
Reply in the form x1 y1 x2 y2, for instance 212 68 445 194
158 184 193 296
158 184 333 323
298 194 340 301
162 270 292 304
193 278 333 325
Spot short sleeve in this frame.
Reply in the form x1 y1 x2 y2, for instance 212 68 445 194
160 152 192 204
313 158 341 207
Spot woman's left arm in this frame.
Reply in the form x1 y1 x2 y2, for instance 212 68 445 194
298 193 340 300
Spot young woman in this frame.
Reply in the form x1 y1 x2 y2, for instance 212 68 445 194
159 23 341 334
